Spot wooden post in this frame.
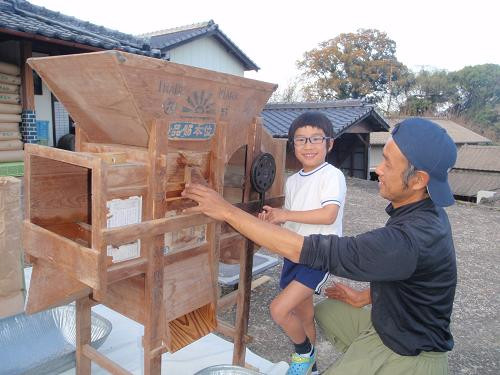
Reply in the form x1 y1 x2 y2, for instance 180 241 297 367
143 119 168 374
233 117 263 365
76 296 92 375
20 41 34 111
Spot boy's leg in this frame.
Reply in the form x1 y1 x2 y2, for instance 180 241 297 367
270 280 315 344
294 295 319 374
293 294 316 344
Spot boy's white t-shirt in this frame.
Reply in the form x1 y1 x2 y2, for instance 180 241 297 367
283 162 346 237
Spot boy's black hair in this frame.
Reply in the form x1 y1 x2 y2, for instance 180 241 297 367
288 111 334 148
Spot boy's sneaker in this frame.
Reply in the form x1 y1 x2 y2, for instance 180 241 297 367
286 348 316 375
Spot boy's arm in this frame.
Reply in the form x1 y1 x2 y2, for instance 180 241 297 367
262 204 340 225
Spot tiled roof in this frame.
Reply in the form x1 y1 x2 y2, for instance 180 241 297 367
453 145 500 172
370 117 492 145
448 145 500 197
0 0 157 56
142 20 259 71
262 100 389 138
449 170 500 197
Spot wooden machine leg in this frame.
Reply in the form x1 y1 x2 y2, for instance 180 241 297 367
76 296 92 375
232 239 255 365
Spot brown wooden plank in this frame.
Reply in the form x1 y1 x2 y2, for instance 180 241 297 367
76 296 92 375
106 162 148 189
103 275 145 324
23 221 101 289
143 119 167 374
102 213 212 247
30 172 90 226
216 320 253 344
82 344 132 375
107 185 148 200
25 143 95 168
80 142 149 163
164 250 213 321
218 276 271 312
219 232 246 264
107 257 148 284
166 303 217 353
25 259 91 314
91 157 107 301
20 41 34 111
44 222 91 246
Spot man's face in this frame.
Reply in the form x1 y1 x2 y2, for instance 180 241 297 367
375 139 414 206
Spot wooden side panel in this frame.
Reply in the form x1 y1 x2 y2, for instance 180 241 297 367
23 221 101 289
167 303 217 353
26 259 90 314
29 155 90 226
103 275 145 324
163 250 213 321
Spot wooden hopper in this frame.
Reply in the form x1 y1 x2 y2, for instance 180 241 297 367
23 51 285 374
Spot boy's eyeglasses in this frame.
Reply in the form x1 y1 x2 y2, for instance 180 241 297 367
293 136 331 146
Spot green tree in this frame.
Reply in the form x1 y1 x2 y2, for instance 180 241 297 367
451 64 499 117
400 69 457 115
297 28 413 106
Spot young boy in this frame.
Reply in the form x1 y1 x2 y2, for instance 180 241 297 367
259 111 346 375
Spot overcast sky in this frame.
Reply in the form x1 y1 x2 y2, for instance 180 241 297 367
29 0 500 90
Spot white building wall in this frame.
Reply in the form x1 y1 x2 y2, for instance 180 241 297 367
370 146 383 172
168 36 245 76
34 82 54 146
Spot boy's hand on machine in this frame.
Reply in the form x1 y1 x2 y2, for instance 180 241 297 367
182 183 233 221
261 205 288 224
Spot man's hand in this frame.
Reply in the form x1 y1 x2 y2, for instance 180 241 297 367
181 183 234 221
324 283 371 308
260 205 288 224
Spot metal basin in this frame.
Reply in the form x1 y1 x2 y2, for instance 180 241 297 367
194 365 264 375
0 304 112 375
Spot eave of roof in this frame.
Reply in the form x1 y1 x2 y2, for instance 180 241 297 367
0 0 158 56
370 117 492 145
453 145 500 172
145 20 259 71
449 169 500 197
262 100 390 138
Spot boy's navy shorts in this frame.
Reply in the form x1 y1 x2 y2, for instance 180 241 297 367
280 258 329 294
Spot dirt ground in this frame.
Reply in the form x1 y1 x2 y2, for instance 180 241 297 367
219 178 500 375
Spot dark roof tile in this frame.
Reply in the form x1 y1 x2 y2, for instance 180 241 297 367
262 100 389 138
0 0 158 56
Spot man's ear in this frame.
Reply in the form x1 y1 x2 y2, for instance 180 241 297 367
412 170 430 191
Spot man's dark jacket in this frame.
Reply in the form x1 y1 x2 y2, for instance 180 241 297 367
300 198 456 356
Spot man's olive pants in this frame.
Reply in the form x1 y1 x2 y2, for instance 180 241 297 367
315 299 449 375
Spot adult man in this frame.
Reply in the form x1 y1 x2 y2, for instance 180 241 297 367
183 118 457 375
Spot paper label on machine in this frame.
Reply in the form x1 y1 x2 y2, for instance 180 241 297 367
106 196 142 263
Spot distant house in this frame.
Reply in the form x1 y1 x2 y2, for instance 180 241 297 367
262 100 389 178
369 117 492 178
142 20 258 76
449 145 500 202
0 0 257 151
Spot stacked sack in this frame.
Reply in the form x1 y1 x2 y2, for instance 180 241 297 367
0 61 23 162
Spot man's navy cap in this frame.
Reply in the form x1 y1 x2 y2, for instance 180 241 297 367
391 118 457 207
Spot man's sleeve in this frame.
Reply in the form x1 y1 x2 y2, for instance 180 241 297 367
320 169 346 207
299 225 419 281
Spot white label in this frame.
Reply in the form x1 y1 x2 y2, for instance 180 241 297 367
106 196 142 263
